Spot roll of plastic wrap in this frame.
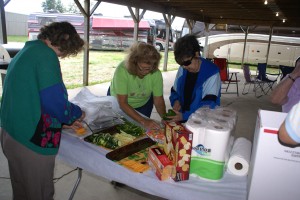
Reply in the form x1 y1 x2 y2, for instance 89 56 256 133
227 137 252 176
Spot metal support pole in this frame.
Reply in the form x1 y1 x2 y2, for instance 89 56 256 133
266 26 273 65
241 26 249 68
0 0 7 44
203 23 209 59
162 14 175 71
68 168 82 200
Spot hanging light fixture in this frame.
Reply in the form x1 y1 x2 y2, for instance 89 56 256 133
283 19 286 23
264 0 268 5
276 12 279 17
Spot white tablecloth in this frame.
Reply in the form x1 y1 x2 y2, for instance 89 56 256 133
57 91 247 200
57 134 247 200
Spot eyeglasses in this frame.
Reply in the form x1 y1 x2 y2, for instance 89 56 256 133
138 63 154 72
181 56 195 66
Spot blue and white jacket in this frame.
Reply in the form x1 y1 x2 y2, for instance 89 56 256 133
169 57 221 121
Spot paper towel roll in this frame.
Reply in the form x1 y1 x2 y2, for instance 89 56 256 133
214 107 237 126
227 137 252 176
202 123 231 161
185 118 207 157
186 117 207 128
208 115 234 130
195 106 211 116
189 122 232 181
188 113 202 121
225 136 235 163
215 107 237 118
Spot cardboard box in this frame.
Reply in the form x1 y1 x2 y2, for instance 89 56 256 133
148 147 173 181
164 122 193 181
248 110 300 200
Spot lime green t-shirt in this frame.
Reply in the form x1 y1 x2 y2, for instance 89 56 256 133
110 61 163 108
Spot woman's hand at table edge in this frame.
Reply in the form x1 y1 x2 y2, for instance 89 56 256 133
62 120 83 130
63 111 86 130
141 118 161 130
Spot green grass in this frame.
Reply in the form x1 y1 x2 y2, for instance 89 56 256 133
6 35 179 89
229 63 280 74
7 36 280 89
7 35 28 43
59 50 179 89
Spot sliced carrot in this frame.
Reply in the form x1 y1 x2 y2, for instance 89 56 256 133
75 127 86 135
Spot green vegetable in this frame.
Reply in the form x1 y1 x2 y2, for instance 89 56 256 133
116 120 144 137
85 119 145 149
163 109 176 120
90 133 119 149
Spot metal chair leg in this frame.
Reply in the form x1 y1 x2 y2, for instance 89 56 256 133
242 83 250 95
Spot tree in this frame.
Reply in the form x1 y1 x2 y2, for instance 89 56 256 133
55 0 65 13
41 0 66 13
66 2 80 14
41 0 55 12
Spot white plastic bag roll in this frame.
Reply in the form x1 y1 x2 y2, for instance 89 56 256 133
227 137 252 176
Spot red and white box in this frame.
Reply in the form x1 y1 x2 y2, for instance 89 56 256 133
164 122 193 181
148 147 173 181
248 110 300 200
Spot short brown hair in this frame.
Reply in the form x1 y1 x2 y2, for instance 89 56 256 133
37 21 84 58
125 42 161 76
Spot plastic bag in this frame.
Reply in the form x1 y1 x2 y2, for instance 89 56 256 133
70 87 122 128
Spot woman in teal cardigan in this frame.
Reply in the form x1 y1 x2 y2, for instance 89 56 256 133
0 21 85 200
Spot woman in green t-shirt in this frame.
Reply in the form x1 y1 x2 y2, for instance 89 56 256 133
109 42 167 130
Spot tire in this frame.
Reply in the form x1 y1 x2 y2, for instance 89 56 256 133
155 43 163 51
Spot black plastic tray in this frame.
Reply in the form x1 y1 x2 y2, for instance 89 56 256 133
106 137 156 161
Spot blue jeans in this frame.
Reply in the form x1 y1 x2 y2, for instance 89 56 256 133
107 86 153 118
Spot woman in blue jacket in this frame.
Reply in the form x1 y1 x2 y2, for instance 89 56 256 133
169 34 221 122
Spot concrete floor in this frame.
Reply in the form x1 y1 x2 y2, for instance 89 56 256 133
0 69 281 200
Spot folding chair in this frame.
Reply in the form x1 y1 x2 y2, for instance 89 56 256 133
213 58 240 96
242 64 265 98
279 65 294 80
256 63 280 95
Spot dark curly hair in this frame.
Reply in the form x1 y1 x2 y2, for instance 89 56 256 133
37 21 84 58
125 42 161 76
174 34 200 65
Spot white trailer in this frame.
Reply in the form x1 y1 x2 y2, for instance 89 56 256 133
198 33 300 66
